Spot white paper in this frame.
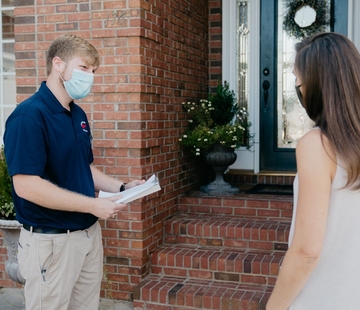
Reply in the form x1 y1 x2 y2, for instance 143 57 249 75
98 174 161 203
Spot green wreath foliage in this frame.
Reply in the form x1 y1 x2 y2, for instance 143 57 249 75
283 0 330 40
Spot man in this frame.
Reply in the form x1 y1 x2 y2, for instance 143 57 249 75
4 34 143 309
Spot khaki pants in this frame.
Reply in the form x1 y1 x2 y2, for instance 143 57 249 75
17 221 103 310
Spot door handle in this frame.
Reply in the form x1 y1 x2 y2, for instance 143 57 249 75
262 80 270 111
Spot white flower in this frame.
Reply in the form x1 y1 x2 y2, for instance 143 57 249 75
204 139 208 142
195 152 200 156
196 148 200 151
188 120 193 123
179 138 182 141
231 144 236 148
233 136 237 140
183 135 187 138
190 107 195 110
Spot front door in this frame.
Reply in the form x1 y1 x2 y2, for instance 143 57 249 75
259 0 348 171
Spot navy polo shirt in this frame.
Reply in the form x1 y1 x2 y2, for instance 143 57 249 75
4 81 97 230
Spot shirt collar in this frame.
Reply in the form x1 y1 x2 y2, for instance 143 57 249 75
38 81 73 114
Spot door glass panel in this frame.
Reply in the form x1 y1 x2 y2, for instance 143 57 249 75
237 0 249 109
236 0 250 144
277 1 330 149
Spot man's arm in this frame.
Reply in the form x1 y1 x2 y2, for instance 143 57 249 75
90 165 122 193
90 165 145 193
12 174 125 219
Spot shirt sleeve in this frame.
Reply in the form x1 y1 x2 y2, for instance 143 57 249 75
4 113 48 177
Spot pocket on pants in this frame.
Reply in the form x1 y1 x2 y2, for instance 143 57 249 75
37 235 56 283
37 234 68 283
17 231 30 280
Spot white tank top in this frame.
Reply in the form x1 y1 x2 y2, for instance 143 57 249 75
289 160 360 309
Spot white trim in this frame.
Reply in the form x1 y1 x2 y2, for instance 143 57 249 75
348 0 360 50
222 1 237 90
0 6 16 145
223 0 260 173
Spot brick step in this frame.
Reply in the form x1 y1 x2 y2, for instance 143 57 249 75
225 172 295 187
150 244 283 286
133 275 270 310
178 191 293 220
165 214 290 251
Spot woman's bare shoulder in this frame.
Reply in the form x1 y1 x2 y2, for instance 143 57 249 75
297 128 333 153
296 128 337 179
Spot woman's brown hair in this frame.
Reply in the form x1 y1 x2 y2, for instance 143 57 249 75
295 32 360 188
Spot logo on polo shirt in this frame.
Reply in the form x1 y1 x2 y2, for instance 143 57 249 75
80 121 88 132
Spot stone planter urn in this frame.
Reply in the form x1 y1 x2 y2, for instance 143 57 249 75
0 219 25 284
200 143 240 195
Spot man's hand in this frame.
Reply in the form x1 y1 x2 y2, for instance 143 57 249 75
124 179 145 190
94 195 127 219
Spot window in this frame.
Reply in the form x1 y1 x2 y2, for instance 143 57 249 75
223 0 258 171
236 1 249 113
0 0 15 144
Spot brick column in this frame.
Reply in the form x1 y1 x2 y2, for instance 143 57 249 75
0 0 210 300
209 0 222 92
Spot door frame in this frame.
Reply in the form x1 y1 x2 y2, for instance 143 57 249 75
223 0 260 172
223 0 357 173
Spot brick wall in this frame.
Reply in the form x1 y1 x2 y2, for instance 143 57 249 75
0 0 211 301
209 0 222 92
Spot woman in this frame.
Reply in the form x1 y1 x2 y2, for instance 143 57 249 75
267 32 360 309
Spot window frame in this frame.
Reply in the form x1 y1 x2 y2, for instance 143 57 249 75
0 2 15 144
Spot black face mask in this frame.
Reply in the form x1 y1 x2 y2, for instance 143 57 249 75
295 84 304 107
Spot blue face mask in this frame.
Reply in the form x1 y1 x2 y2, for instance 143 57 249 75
60 62 94 100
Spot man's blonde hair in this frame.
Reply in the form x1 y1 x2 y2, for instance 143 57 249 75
46 34 100 75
